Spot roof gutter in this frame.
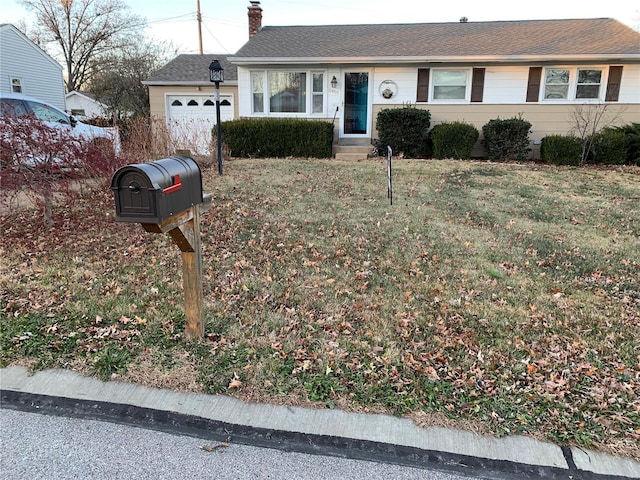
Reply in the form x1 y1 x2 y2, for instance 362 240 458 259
142 80 239 86
228 54 640 65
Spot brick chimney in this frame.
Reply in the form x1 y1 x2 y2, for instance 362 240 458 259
248 1 263 38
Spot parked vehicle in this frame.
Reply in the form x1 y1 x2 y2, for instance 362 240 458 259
0 93 120 164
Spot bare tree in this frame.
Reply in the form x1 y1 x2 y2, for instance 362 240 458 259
19 0 146 92
569 103 624 164
90 40 177 120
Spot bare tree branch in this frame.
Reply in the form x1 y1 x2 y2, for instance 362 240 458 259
19 0 146 92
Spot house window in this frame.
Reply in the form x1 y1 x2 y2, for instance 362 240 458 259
11 77 22 93
269 72 306 113
543 68 604 100
251 70 325 114
432 70 468 100
251 71 264 113
312 73 324 113
70 109 86 116
544 69 570 99
576 69 602 99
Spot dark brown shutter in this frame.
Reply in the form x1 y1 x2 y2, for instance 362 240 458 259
471 68 485 102
416 68 430 102
526 67 542 102
605 66 623 102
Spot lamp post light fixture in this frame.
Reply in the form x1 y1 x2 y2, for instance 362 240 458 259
330 75 338 89
209 59 224 175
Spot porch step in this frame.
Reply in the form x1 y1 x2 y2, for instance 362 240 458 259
334 144 372 161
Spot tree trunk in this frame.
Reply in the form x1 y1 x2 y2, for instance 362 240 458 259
43 184 53 227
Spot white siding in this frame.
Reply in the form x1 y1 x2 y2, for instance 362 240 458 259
237 67 252 117
65 93 106 119
0 25 65 110
483 66 530 103
371 64 640 105
620 64 640 104
372 67 416 104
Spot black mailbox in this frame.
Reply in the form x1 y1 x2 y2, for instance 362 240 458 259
111 156 203 224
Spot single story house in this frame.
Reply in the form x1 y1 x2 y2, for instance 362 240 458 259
229 3 640 159
143 54 238 154
0 24 66 110
65 91 110 120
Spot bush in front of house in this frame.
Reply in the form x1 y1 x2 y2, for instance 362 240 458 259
588 128 629 165
375 107 431 158
482 116 532 161
540 135 582 166
600 123 639 165
218 118 333 158
429 121 479 159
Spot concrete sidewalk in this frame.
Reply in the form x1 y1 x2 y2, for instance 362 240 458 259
1 366 638 479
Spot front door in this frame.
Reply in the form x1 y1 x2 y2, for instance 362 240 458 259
343 72 369 135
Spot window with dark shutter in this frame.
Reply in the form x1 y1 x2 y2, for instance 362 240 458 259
471 68 485 102
605 66 623 102
416 68 430 102
526 67 542 102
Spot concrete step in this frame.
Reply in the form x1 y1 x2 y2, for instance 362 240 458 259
333 145 372 161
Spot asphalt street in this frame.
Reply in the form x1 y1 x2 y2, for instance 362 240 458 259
0 408 473 480
1 366 639 480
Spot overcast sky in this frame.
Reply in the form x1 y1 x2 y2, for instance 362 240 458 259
2 0 638 54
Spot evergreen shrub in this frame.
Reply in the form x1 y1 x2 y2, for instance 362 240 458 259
375 107 431 158
218 118 333 158
482 116 532 161
430 121 479 159
540 135 582 166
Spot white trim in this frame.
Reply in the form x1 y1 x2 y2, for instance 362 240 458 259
249 68 328 117
229 54 640 65
340 69 373 139
539 65 609 103
430 68 472 103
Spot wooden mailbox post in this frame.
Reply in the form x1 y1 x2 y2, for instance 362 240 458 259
111 156 209 339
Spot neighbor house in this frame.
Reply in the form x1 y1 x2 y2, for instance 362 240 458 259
229 2 640 159
65 91 109 121
143 54 238 153
0 24 66 110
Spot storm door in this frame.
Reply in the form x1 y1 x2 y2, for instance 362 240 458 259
343 72 369 135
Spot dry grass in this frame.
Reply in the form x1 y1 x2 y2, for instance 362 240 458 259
1 157 639 459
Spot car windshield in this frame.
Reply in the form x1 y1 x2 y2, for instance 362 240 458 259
0 98 29 117
25 100 71 124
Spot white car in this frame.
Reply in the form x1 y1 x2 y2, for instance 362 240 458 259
0 93 121 163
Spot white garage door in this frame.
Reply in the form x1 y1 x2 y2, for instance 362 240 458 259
166 94 234 154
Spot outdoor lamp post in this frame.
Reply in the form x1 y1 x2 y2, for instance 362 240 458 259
209 59 224 175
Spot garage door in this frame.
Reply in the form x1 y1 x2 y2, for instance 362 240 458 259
166 94 234 154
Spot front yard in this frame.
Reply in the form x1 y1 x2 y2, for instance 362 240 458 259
1 158 638 459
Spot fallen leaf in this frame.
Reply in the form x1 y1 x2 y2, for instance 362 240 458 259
199 443 230 452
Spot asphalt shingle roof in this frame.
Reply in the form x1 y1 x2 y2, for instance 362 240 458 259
144 54 237 84
232 18 640 60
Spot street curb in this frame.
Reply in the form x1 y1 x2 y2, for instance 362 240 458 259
1 366 638 479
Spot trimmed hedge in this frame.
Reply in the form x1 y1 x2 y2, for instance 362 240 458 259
482 116 532 161
540 135 582 166
589 129 629 165
430 121 479 159
601 123 639 165
217 118 333 158
375 107 431 158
